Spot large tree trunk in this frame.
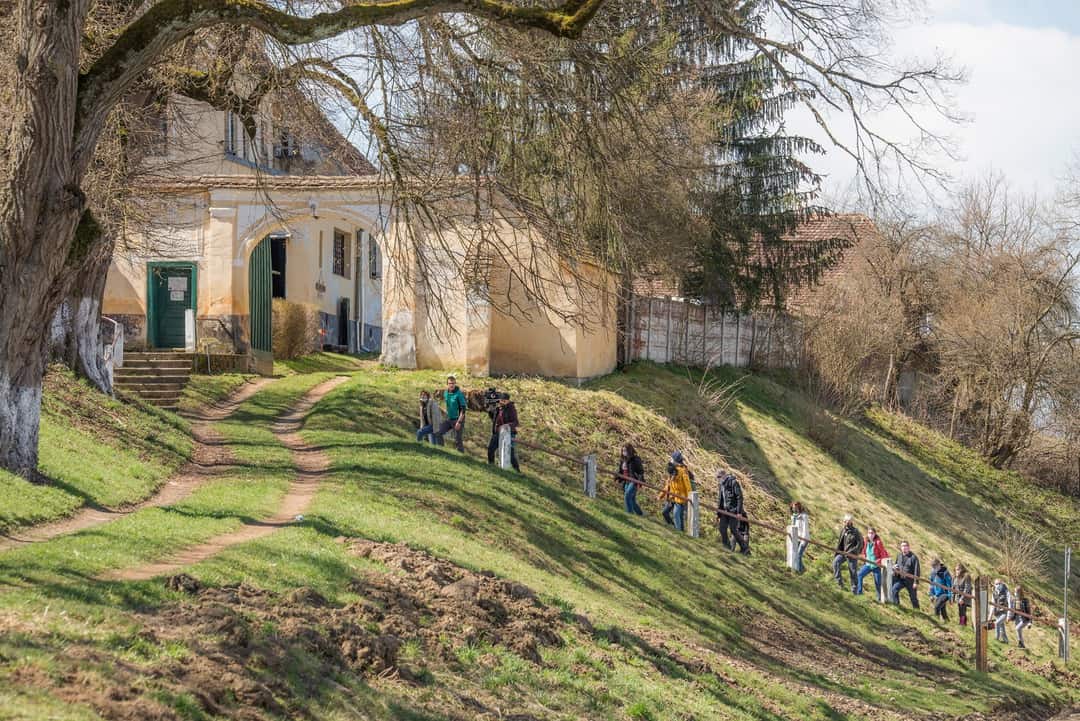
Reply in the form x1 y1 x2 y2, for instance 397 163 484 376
0 0 92 476
48 237 115 394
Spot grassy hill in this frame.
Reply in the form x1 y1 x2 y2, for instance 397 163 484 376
0 360 1076 721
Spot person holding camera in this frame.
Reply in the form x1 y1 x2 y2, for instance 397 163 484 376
486 392 520 471
435 375 468 452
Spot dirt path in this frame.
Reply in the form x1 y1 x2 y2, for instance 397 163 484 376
112 375 350 582
0 379 273 553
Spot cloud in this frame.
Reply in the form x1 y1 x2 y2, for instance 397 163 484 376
791 12 1080 202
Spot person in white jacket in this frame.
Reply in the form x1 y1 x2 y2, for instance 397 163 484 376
790 502 810 573
991 578 1012 643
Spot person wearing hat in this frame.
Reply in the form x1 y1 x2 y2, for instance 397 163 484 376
717 470 747 553
660 451 692 532
833 515 863 594
485 392 520 471
928 557 953 620
434 375 468 452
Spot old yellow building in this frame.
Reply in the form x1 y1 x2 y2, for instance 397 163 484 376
103 95 617 381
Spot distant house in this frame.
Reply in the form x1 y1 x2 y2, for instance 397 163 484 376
102 93 617 380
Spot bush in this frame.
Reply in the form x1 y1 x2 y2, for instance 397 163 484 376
272 299 320 359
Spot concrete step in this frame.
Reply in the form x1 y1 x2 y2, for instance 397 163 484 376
113 372 191 384
121 360 195 371
125 352 195 361
124 388 183 399
115 383 186 394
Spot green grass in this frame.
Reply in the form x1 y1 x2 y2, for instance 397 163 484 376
0 366 193 533
0 362 1075 721
177 372 257 414
273 351 374 376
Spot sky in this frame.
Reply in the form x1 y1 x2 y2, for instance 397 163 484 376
792 0 1080 204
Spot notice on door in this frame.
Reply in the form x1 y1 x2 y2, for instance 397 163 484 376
167 276 188 292
170 290 184 301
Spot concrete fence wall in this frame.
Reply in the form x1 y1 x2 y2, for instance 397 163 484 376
627 295 800 369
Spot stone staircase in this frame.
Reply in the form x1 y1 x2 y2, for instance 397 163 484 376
113 352 194 411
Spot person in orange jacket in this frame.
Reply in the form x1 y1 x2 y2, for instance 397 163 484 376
659 451 692 532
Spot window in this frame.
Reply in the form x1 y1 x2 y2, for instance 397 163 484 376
369 236 381 280
333 229 350 278
224 111 237 155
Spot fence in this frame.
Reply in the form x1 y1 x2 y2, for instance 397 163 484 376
627 295 800 369
503 430 1070 666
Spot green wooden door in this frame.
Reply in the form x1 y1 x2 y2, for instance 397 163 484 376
150 265 193 348
249 238 272 353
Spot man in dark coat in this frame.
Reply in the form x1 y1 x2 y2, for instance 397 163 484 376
890 541 922 609
833 515 863 593
717 471 748 554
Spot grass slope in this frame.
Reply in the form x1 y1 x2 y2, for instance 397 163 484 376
0 367 192 533
0 361 1075 721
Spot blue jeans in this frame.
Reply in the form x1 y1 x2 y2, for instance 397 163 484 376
416 424 442 444
890 580 919 608
794 541 808 573
662 502 686 531
624 483 643 515
856 564 881 596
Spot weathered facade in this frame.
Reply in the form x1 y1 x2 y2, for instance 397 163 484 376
103 94 618 380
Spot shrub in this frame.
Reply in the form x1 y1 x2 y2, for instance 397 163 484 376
271 299 320 359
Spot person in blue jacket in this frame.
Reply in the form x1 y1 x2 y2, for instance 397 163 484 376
928 557 953 620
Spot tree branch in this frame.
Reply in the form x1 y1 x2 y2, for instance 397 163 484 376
76 0 606 156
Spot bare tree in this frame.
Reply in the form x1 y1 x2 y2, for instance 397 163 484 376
0 0 958 476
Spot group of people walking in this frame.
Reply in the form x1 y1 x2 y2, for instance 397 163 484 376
416 375 521 472
811 511 1033 646
416 386 1040 651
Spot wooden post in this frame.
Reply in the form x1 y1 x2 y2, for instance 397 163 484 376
786 524 799 570
498 425 512 470
665 297 674 364
975 577 989 672
646 296 654 361
688 491 700 538
734 311 742 367
719 310 726 365
1064 546 1072 662
701 307 708 367
583 454 597 498
880 561 893 604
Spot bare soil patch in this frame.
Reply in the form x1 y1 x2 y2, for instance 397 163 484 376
17 540 567 721
111 375 349 581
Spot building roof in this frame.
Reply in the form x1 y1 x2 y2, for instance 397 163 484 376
150 175 387 193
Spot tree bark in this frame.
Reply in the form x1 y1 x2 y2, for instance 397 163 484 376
0 0 91 476
48 236 116 394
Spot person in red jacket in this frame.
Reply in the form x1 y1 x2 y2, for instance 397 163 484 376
855 527 890 598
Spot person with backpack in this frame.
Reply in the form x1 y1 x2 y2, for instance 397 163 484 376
833 515 863 594
485 393 520 471
953 564 973 626
991 578 1011 643
659 451 692 532
789 502 810 573
855 527 889 597
1012 585 1032 649
617 443 645 516
928 558 953 620
717 471 747 553
416 390 444 445
889 541 921 609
